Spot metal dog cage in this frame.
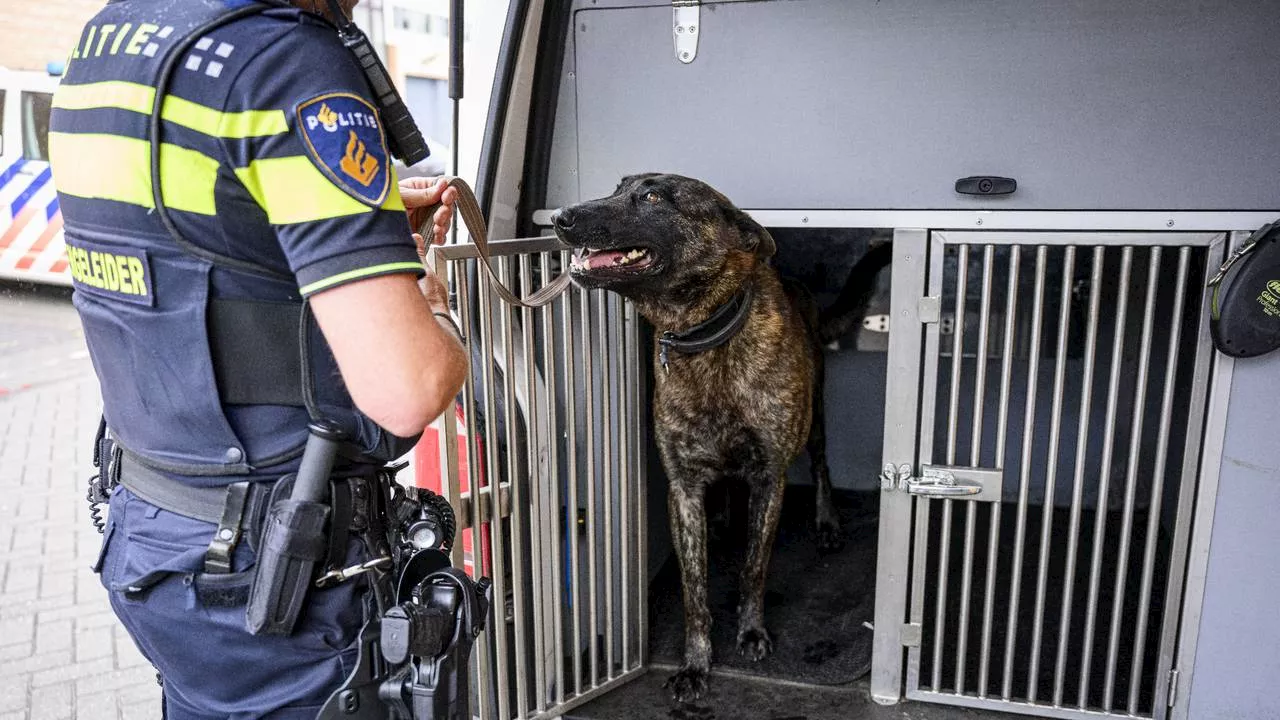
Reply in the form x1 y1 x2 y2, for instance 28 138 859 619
419 224 1245 720
425 237 648 720
873 229 1226 720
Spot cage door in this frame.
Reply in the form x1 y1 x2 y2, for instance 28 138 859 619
427 237 648 719
899 232 1221 720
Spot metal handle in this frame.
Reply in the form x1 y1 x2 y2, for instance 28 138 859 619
905 477 983 497
907 466 983 497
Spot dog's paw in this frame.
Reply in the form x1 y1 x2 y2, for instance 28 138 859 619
816 519 845 554
665 665 709 703
736 626 774 662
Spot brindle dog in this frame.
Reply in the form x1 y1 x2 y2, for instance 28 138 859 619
551 174 889 703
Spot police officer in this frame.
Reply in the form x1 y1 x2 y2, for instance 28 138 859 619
49 0 468 716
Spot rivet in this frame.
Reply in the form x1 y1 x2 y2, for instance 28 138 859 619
1167 219 1176 227
218 528 234 541
224 447 243 463
802 216 809 223
976 218 984 226
676 25 684 33
689 25 697 33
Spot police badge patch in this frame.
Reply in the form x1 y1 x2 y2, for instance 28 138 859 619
296 93 391 206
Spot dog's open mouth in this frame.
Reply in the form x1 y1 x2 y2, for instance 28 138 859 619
568 247 654 274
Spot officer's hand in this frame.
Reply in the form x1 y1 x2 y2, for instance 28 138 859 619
402 176 458 247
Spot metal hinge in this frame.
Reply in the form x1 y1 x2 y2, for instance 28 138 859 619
1167 668 1180 708
918 296 941 324
673 1 700 64
900 622 922 648
880 463 1003 503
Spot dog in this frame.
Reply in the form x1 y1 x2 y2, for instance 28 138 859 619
551 174 889 702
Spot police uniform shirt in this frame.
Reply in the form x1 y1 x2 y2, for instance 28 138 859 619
49 0 427 481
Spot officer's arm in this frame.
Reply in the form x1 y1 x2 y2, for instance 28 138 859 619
308 273 467 437
216 22 467 438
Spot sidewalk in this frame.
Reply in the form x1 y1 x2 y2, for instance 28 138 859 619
0 287 162 720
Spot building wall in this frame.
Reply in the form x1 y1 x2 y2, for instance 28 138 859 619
0 0 101 71
382 0 508 180
0 0 508 181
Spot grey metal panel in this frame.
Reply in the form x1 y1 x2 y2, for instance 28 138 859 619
534 209 1280 231
546 11 580 209
570 0 1280 210
870 228 929 704
1185 352 1280 719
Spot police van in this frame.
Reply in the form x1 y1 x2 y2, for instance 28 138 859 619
419 2 1280 720
0 67 66 286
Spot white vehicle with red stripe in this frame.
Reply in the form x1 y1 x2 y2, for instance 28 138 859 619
0 68 66 286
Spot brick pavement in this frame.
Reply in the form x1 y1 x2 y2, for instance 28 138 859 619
0 286 161 720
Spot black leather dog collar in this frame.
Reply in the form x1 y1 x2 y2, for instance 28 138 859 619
657 286 755 372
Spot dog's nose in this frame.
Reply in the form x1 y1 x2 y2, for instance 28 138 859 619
551 207 576 231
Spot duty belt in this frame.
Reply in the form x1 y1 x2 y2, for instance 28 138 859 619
114 452 375 576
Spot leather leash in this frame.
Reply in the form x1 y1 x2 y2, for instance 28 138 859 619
414 176 572 308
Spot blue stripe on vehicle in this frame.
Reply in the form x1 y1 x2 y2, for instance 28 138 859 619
9 167 53 218
45 195 60 220
0 159 26 189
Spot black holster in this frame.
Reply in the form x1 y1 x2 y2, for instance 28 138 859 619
245 490 330 635
246 421 346 636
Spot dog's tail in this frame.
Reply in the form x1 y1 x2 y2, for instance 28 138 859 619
818 242 893 345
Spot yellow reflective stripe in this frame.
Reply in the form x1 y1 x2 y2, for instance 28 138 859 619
382 182 406 212
299 262 425 296
48 131 219 215
235 156 405 224
235 156 371 224
52 80 288 138
53 80 151 114
162 95 289 139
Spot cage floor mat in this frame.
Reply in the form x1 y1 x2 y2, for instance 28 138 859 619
648 487 877 686
567 670 1023 720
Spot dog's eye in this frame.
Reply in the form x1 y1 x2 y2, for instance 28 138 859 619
644 191 662 204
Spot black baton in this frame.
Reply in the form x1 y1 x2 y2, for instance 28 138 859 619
293 420 344 503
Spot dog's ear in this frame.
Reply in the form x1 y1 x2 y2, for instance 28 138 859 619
726 206 777 259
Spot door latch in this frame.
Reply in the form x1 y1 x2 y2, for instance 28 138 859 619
881 463 1003 502
880 463 913 491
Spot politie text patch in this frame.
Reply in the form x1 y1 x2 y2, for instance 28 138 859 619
64 239 154 307
296 93 391 206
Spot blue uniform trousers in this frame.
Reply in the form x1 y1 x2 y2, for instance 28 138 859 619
94 487 365 719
